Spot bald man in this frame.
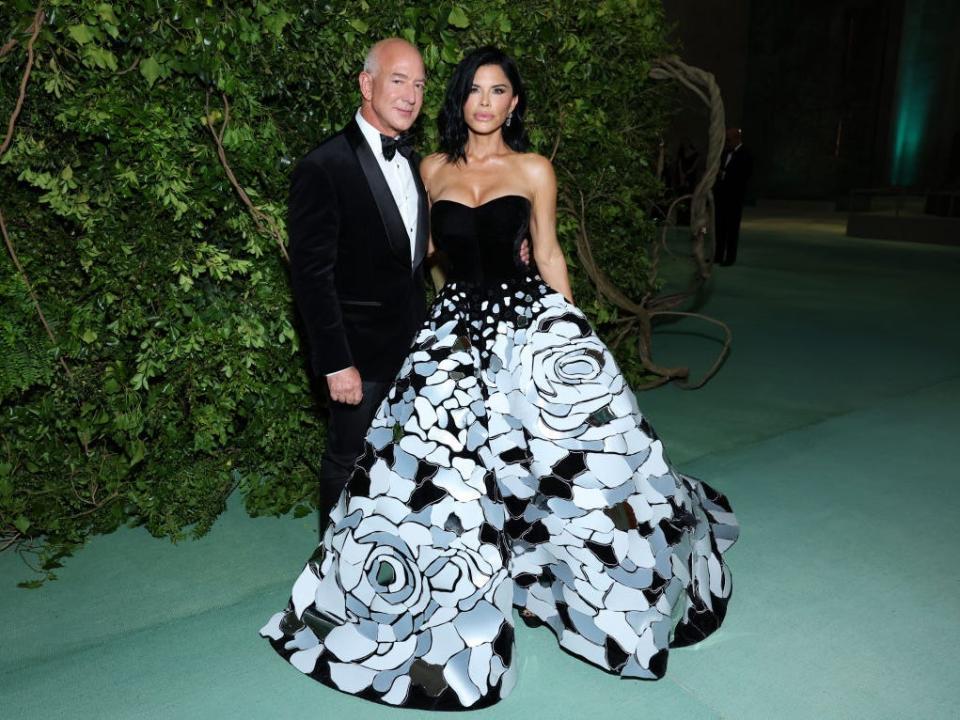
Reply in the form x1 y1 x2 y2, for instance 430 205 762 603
287 39 429 530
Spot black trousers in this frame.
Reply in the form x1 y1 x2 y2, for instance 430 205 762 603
714 196 744 266
317 379 392 533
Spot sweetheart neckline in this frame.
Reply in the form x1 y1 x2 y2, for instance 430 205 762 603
432 194 531 211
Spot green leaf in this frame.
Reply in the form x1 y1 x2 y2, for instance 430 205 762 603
264 11 293 37
14 516 31 534
18 580 44 590
127 439 146 467
81 329 98 343
140 56 163 86
441 43 460 64
348 18 369 33
447 6 470 28
97 3 119 24
68 25 94 45
84 46 118 71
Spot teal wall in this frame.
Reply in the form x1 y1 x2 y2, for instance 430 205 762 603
889 0 960 186
740 0 902 199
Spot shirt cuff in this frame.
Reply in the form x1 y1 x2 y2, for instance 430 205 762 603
325 367 352 378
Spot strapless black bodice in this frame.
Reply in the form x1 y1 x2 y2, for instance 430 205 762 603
431 194 531 284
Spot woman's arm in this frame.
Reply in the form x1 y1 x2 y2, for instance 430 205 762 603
420 153 446 259
420 153 443 289
526 155 574 303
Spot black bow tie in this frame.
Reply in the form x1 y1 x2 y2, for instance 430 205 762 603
380 133 413 161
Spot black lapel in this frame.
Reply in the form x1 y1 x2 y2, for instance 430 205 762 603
408 151 429 271
345 119 411 268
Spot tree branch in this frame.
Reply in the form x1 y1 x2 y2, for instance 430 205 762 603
1 7 44 156
0 532 23 553
649 310 732 390
0 209 71 376
549 111 565 162
204 90 290 263
68 492 120 520
0 37 18 58
0 7 69 377
116 57 140 75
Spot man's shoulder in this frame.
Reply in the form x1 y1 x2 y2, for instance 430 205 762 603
299 126 354 167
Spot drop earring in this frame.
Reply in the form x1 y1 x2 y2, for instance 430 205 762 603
506 112 512 127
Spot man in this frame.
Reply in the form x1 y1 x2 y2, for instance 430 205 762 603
713 127 753 266
287 39 429 530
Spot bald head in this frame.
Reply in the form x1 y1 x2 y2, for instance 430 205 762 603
359 38 425 137
364 38 422 76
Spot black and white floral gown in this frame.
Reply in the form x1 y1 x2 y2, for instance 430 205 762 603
261 195 738 710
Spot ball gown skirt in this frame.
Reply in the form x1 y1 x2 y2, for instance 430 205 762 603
260 196 738 710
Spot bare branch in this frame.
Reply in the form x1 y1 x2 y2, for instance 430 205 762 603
631 373 674 392
549 111 565 163
204 90 290 262
67 492 120 520
0 37 18 58
649 311 732 390
0 9 70 378
0 532 23 553
116 57 140 75
1 7 44 156
1 210 72 377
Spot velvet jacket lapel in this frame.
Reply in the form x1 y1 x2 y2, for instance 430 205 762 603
345 119 425 272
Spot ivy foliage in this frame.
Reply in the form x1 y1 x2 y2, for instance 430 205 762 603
0 0 669 582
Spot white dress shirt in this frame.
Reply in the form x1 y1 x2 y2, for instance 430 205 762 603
354 110 419 259
327 112 420 378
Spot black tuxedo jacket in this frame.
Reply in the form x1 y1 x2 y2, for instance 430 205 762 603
716 145 753 201
288 119 428 382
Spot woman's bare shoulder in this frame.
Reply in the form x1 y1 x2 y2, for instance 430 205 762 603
513 152 556 192
515 152 555 178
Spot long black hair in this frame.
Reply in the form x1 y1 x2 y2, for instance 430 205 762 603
437 46 529 162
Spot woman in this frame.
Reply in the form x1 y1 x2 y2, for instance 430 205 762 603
261 47 738 711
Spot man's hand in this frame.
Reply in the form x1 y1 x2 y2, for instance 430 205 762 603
327 367 363 405
519 238 532 266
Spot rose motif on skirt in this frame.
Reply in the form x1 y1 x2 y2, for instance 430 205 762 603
321 512 502 673
513 300 623 437
424 542 499 610
331 515 434 633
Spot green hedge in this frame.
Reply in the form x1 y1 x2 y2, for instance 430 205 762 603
0 0 669 583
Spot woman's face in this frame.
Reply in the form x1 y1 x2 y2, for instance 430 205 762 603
463 63 519 137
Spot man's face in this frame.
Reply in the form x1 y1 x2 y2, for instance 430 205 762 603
360 43 425 136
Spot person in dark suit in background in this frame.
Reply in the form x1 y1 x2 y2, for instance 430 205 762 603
287 38 429 530
714 127 753 266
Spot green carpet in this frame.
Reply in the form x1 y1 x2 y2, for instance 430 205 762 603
3 207 959 719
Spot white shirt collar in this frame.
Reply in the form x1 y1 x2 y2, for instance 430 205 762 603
355 109 392 161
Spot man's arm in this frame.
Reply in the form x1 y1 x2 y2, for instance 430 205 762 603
287 159 354 378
